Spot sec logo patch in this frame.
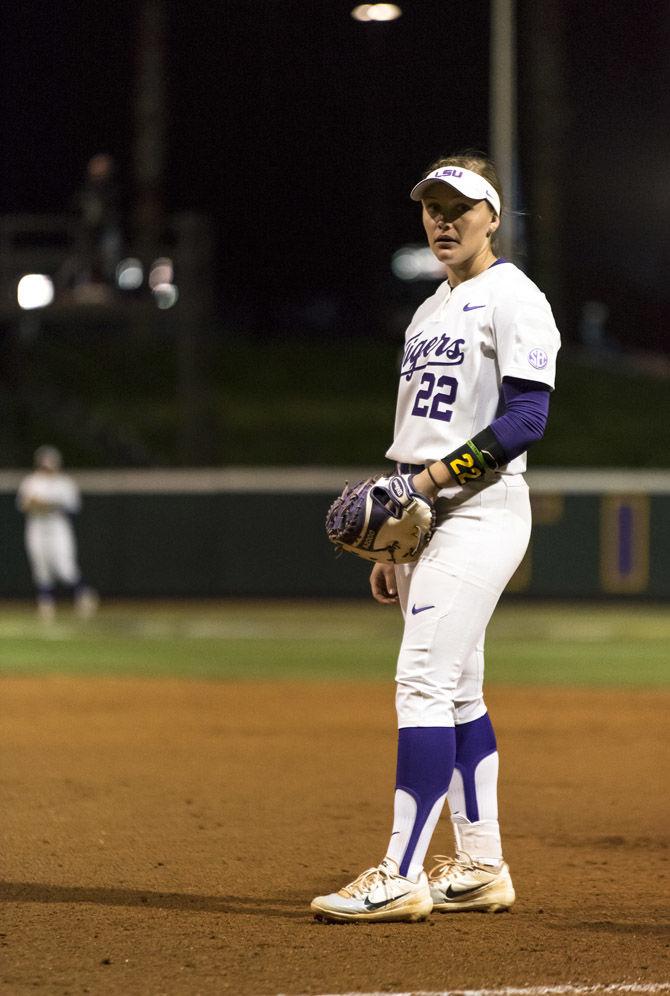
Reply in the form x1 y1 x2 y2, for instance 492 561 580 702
528 347 548 370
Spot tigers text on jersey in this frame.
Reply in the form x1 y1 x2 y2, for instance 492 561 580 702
386 260 561 475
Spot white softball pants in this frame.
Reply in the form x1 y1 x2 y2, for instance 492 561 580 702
25 516 81 587
394 474 531 728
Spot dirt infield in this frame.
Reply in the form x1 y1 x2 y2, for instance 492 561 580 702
1 677 669 995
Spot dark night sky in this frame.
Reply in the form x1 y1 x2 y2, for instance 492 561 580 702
2 1 669 348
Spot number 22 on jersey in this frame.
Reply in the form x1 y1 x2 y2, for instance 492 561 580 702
411 372 458 423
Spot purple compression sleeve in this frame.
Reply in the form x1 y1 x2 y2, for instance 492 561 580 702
489 378 550 463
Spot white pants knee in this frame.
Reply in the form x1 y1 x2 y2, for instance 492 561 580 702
26 517 80 587
394 475 531 728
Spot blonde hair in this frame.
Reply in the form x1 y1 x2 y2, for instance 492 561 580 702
422 150 503 251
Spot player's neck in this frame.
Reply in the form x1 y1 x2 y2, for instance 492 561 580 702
447 248 498 288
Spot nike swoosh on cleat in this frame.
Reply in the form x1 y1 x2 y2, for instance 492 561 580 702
463 303 486 311
411 604 435 615
363 891 411 911
445 883 487 899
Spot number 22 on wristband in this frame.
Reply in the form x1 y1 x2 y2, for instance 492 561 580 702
448 452 483 484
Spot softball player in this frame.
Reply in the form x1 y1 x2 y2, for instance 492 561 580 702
312 152 560 923
17 446 97 621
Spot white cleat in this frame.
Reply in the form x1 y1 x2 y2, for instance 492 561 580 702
75 588 99 619
37 597 56 623
428 852 515 913
311 856 433 924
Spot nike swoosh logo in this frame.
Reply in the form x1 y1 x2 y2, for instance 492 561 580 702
445 883 486 899
463 303 486 311
411 604 435 615
363 891 410 911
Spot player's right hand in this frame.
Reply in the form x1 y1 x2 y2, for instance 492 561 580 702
370 563 398 605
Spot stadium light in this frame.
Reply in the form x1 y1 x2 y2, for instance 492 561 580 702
116 258 144 291
391 245 445 281
153 283 179 309
351 4 402 22
17 274 55 310
149 257 174 289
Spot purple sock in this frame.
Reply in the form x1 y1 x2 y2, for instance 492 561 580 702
394 727 456 877
454 714 497 821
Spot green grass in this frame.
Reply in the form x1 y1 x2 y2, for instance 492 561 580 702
0 600 668 686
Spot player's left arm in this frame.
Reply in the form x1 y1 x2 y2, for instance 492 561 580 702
415 283 559 498
483 376 551 462
412 377 551 497
16 486 57 514
22 497 58 512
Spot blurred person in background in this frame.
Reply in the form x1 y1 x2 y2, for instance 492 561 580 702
73 152 122 300
578 299 612 354
17 446 98 621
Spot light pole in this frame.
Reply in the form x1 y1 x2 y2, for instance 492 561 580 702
350 4 403 332
489 0 519 262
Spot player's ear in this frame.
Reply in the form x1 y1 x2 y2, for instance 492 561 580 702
486 214 500 238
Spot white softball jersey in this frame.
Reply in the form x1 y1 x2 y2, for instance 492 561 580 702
17 472 82 586
386 260 561 475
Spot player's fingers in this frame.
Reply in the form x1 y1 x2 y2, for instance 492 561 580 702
370 564 398 604
369 564 387 602
382 564 398 601
372 591 396 604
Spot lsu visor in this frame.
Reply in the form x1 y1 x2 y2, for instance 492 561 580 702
410 166 501 216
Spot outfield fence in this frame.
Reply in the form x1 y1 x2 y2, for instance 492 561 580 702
1 468 668 599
